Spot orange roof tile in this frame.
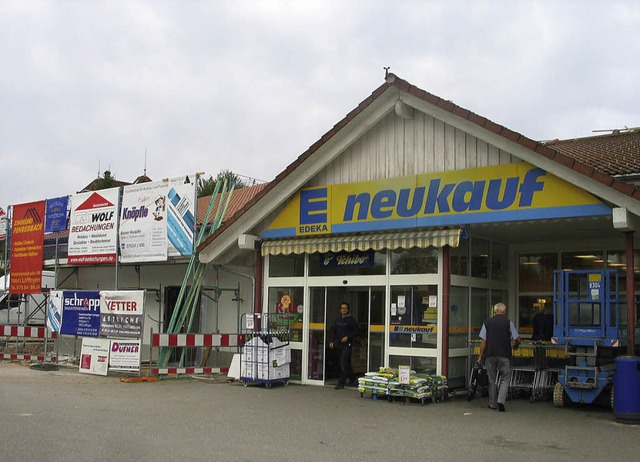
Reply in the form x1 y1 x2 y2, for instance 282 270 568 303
545 130 640 177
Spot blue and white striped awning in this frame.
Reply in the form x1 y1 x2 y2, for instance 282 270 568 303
261 228 463 256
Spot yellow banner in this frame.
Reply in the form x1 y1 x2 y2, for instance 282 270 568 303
265 162 609 238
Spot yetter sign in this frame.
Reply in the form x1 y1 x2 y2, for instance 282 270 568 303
99 290 144 338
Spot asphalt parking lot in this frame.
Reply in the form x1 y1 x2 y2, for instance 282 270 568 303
1 362 638 462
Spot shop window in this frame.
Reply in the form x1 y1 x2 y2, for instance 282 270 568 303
308 250 386 276
389 355 436 375
491 290 508 311
447 356 467 390
471 237 489 278
268 254 305 278
470 288 489 339
267 287 304 342
607 249 640 294
561 251 604 271
389 285 438 349
449 286 469 348
518 295 552 334
519 253 558 292
450 238 468 276
390 247 438 274
491 242 507 281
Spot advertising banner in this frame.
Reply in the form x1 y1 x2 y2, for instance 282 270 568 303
109 339 141 372
47 290 63 333
79 337 110 376
99 290 144 338
60 290 101 337
44 196 69 233
119 181 168 262
9 201 45 294
167 174 197 257
0 207 6 240
68 189 119 265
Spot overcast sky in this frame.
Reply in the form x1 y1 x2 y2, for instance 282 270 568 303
1 0 639 210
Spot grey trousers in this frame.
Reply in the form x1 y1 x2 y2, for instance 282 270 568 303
485 356 511 407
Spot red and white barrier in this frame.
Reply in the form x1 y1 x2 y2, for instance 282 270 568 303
152 333 245 348
0 325 56 339
0 353 57 362
0 325 57 363
151 332 245 376
152 367 229 375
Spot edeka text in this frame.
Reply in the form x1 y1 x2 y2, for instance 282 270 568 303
299 168 547 224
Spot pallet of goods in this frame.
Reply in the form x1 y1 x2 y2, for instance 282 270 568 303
358 367 448 404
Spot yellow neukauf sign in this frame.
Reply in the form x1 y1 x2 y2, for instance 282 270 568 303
264 163 610 238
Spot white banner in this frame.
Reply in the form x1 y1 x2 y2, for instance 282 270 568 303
109 339 141 372
167 174 197 257
79 337 110 376
47 290 63 333
119 181 168 263
99 290 145 338
0 207 6 240
68 188 120 265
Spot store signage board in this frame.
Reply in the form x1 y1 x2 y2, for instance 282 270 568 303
264 162 611 238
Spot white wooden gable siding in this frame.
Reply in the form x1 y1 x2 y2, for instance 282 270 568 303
310 110 516 187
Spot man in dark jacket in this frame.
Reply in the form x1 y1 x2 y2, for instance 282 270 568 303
478 302 520 412
329 302 359 390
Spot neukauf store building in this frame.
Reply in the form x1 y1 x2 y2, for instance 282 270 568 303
198 74 640 388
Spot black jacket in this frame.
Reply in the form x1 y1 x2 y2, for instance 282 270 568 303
332 315 359 345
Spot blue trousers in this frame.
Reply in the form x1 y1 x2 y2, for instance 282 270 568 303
337 344 354 385
485 356 511 407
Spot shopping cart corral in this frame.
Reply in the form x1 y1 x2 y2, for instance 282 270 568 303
240 313 291 389
469 340 564 402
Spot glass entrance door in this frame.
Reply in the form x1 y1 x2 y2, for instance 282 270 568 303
307 286 384 384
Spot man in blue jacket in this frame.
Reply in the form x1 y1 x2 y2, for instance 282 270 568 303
329 302 359 390
478 302 520 412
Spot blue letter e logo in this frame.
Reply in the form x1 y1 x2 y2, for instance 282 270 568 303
300 188 328 224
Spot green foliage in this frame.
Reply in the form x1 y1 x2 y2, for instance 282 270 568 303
197 170 246 197
93 170 119 190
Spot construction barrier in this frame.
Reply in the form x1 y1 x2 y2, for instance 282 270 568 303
151 332 245 376
0 325 58 363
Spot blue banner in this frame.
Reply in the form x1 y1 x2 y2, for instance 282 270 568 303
45 196 69 233
60 291 101 337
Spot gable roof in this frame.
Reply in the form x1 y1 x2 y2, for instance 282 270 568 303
545 130 640 177
197 74 640 262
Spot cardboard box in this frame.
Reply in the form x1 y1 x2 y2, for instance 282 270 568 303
257 363 290 380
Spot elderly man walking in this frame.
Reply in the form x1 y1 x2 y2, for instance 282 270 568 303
478 302 520 412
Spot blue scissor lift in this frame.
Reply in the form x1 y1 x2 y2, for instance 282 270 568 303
552 269 632 407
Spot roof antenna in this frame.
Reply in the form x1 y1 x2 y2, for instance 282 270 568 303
97 160 101 178
384 66 390 78
144 147 147 176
